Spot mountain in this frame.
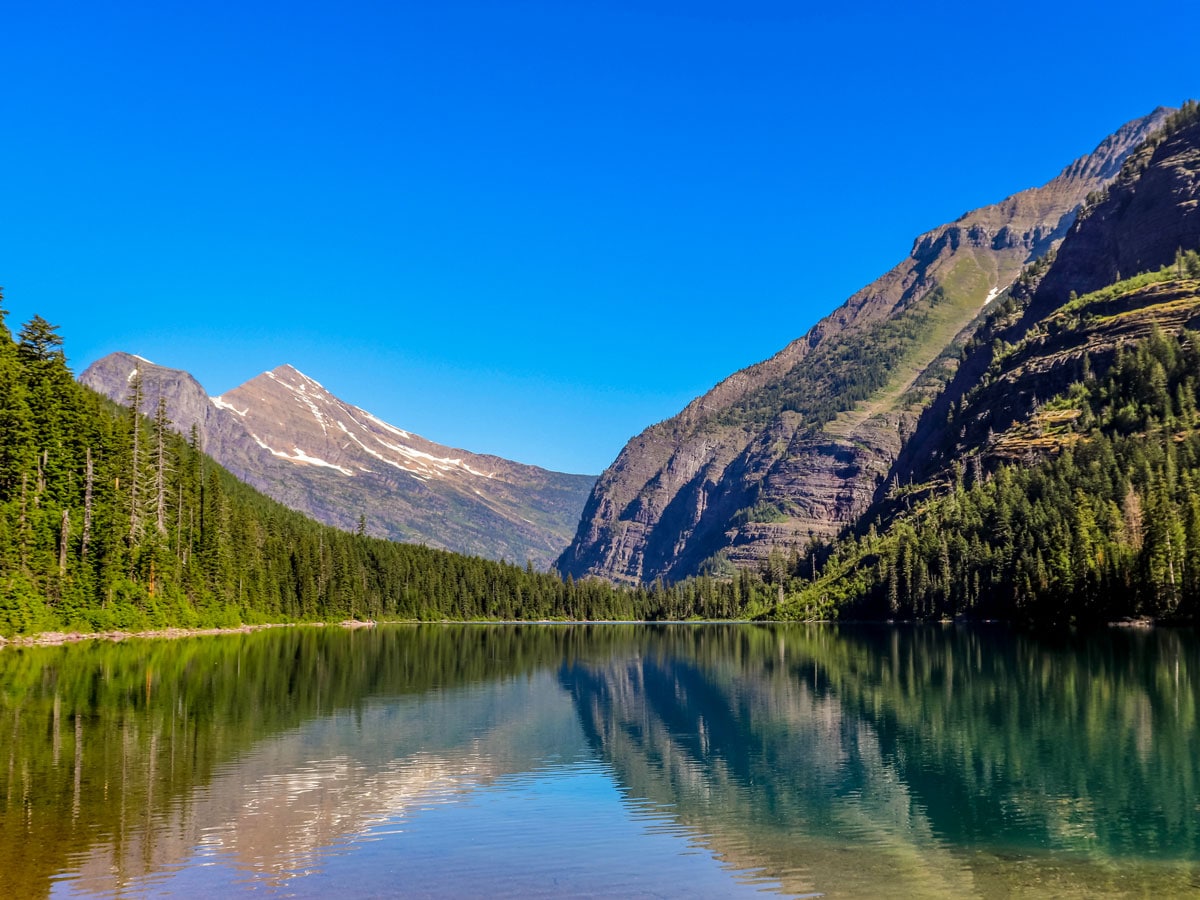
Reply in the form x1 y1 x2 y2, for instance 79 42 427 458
1 313 676 635
79 355 595 568
892 106 1200 493
558 107 1172 586
775 103 1200 621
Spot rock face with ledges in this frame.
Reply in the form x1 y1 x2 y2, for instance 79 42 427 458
1034 117 1200 311
558 108 1171 585
80 354 595 568
889 109 1200 494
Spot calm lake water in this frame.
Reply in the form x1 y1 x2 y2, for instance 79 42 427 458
1 623 1197 898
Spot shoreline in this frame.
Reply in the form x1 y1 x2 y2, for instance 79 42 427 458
1 615 1183 648
0 620 382 648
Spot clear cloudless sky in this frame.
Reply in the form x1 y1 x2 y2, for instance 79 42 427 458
2 0 1195 474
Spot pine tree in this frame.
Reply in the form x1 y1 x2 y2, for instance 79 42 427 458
0 297 34 496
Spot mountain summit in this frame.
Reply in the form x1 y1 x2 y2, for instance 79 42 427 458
557 107 1171 585
80 355 595 567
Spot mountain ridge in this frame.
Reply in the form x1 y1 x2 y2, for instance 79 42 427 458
558 107 1172 585
80 353 595 568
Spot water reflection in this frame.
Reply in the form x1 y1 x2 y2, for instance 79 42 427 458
2 626 575 897
560 625 1200 896
2 624 1198 897
59 671 587 894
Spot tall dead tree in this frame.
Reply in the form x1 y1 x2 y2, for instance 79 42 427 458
128 368 145 543
81 447 93 562
58 508 69 574
153 395 170 535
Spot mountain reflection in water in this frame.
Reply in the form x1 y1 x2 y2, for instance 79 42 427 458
2 624 1197 897
562 625 1200 896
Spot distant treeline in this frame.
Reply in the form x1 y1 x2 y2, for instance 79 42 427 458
0 301 781 635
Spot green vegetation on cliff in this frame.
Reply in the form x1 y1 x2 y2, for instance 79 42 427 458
776 263 1200 623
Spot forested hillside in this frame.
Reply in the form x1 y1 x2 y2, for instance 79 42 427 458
774 261 1200 623
0 305 771 635
765 105 1200 623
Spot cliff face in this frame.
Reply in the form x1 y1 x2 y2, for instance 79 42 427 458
80 354 595 568
892 107 1200 496
1034 116 1200 311
768 109 1200 620
559 109 1170 585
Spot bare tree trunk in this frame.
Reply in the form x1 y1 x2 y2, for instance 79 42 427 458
1167 529 1178 607
19 473 28 572
129 369 144 543
82 448 94 562
154 396 168 535
59 508 69 575
35 449 47 500
176 481 183 563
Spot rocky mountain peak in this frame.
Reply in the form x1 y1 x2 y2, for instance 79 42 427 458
1033 109 1200 312
266 363 327 391
81 354 595 567
1052 107 1170 185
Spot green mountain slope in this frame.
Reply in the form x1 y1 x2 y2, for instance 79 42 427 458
559 108 1170 586
772 105 1200 622
778 263 1200 622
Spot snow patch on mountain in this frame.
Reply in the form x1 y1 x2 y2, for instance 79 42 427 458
276 447 353 475
284 366 328 392
296 392 328 433
267 367 348 435
211 396 248 417
371 434 494 479
360 409 411 440
340 426 432 481
983 279 1015 310
249 430 352 475
330 411 494 481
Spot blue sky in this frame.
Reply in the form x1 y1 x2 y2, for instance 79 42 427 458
2 0 1194 474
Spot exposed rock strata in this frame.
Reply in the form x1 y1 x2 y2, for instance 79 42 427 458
1034 118 1200 310
559 109 1170 584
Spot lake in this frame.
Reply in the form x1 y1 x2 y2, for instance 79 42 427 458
1 623 1197 898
